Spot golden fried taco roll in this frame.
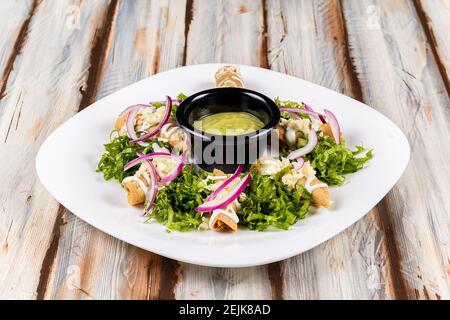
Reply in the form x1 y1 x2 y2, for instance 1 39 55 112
115 113 127 131
122 164 150 205
209 202 239 233
210 212 238 232
319 123 342 143
297 176 330 208
215 65 245 88
205 169 240 232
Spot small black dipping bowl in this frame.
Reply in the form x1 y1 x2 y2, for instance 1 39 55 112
176 87 280 173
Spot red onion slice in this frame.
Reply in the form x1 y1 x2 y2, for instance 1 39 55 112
144 160 158 212
124 151 180 171
302 102 326 124
135 151 183 184
149 98 180 106
196 174 251 212
279 108 300 119
119 104 152 118
287 128 318 160
324 109 341 144
122 105 153 147
296 157 305 169
132 96 173 144
279 107 321 120
206 165 244 201
302 102 314 113
126 109 138 139
160 162 184 184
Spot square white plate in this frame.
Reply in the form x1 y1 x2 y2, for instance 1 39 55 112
36 64 409 267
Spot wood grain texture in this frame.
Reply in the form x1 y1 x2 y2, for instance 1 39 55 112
0 0 34 102
0 0 449 300
42 0 188 300
413 0 450 96
174 0 273 300
342 0 450 299
0 0 114 299
265 0 389 300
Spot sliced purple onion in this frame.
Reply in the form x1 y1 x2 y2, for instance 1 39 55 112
296 157 305 169
196 174 251 212
126 109 139 140
319 114 326 124
324 109 341 144
119 104 152 118
302 102 314 113
123 105 153 147
302 102 326 124
287 128 318 160
149 98 180 106
279 107 321 120
124 151 180 171
161 162 184 184
144 160 158 212
132 96 173 144
206 165 244 201
279 108 300 119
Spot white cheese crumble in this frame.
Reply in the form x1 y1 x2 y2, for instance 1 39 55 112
256 157 291 176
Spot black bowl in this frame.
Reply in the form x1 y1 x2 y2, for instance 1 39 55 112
176 87 280 173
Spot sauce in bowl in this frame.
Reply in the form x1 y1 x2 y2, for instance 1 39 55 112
193 112 264 136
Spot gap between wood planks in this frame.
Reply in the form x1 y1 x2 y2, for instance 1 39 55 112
335 0 412 300
412 0 450 98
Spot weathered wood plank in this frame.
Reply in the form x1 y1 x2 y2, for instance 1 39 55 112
265 0 390 300
174 0 273 300
43 0 188 300
413 0 450 96
0 0 115 300
0 0 35 104
342 0 450 299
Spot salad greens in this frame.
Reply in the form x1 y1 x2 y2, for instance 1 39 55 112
238 172 311 231
307 135 373 186
149 167 208 232
97 92 373 233
96 134 170 182
274 97 311 120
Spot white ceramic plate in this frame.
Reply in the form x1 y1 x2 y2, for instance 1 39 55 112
36 64 409 267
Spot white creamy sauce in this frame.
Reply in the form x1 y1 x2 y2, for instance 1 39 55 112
151 143 170 154
160 123 180 137
122 176 148 194
304 177 328 193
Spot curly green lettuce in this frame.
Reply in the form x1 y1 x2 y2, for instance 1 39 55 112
307 135 373 186
149 167 208 232
238 172 311 231
274 97 311 121
96 134 169 182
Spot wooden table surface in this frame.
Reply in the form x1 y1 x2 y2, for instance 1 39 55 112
0 0 449 300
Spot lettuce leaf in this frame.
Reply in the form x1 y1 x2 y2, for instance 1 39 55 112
274 97 311 120
149 167 208 232
307 135 373 186
96 134 169 182
238 172 311 231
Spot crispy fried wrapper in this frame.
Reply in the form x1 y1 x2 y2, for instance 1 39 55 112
210 213 238 232
215 65 245 88
208 169 239 232
298 176 330 208
319 123 343 143
122 164 149 206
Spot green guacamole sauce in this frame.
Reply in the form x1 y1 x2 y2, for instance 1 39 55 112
193 112 265 135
